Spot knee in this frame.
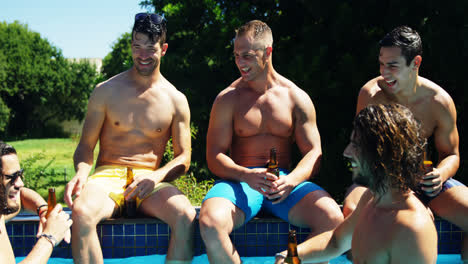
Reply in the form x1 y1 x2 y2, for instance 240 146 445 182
71 198 100 227
172 206 196 232
199 207 225 236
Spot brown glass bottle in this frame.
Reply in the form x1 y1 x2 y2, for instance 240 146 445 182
267 148 280 201
45 187 56 219
284 229 301 264
125 167 137 217
267 148 280 177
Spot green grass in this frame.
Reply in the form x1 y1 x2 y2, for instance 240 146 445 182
8 138 212 206
10 138 99 205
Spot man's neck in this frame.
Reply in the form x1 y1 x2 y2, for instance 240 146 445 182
246 64 278 93
130 67 162 89
373 188 411 208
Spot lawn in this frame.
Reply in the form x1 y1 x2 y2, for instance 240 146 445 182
10 138 99 205
8 138 212 206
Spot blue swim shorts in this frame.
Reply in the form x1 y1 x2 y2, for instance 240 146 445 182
417 178 465 204
202 168 324 223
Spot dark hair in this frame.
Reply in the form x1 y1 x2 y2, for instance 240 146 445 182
354 104 426 196
379 26 422 66
132 14 167 45
0 141 16 175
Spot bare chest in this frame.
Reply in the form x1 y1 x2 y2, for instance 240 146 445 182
106 93 174 136
233 96 294 137
372 94 436 138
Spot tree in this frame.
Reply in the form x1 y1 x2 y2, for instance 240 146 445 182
0 21 99 138
102 1 467 197
101 33 133 79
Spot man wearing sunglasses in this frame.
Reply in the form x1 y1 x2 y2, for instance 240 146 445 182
64 13 195 264
0 141 72 264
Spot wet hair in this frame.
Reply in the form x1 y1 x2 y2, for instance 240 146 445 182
132 13 167 45
235 20 273 49
379 26 422 66
0 141 16 176
353 104 426 196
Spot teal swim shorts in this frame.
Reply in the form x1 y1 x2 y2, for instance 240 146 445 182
202 168 324 223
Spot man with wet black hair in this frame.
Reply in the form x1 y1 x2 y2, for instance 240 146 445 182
65 13 195 264
284 104 437 263
0 141 72 264
343 25 468 260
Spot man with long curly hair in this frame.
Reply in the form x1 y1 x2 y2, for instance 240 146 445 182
284 104 437 263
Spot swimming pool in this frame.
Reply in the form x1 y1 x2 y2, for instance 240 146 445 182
8 209 462 261
16 253 462 263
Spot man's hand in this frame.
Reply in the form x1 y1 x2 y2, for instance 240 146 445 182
123 172 158 200
64 175 87 208
243 168 278 196
420 167 443 197
41 204 73 244
267 175 296 204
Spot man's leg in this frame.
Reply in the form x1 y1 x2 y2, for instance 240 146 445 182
139 186 196 264
199 197 246 264
71 183 116 264
275 189 343 264
428 186 468 262
342 183 368 218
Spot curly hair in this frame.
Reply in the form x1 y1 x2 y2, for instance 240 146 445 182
354 104 426 196
0 141 16 175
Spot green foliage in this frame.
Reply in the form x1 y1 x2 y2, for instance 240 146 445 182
0 21 100 139
101 1 468 200
101 33 133 79
173 173 214 206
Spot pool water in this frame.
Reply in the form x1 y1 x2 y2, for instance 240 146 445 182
16 254 462 263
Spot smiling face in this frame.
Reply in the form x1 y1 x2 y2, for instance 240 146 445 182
131 32 168 76
1 154 23 215
343 131 371 187
233 34 268 82
379 46 417 94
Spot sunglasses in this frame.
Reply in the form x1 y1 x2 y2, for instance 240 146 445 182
3 169 24 183
135 13 165 24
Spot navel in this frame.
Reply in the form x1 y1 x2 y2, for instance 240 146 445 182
114 122 120 126
156 128 162 132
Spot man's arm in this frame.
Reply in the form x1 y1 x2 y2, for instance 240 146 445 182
294 190 372 262
421 94 459 196
64 84 106 207
151 93 192 181
269 88 322 203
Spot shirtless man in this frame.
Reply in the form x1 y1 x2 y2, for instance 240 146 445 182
343 26 468 260
293 104 437 263
64 13 195 264
199 20 343 264
0 141 72 264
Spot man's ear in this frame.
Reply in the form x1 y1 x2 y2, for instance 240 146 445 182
413 55 422 70
266 46 273 57
161 43 168 56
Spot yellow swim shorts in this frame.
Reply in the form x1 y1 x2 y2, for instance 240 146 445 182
87 165 173 214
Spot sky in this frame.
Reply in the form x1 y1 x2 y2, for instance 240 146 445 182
1 0 151 58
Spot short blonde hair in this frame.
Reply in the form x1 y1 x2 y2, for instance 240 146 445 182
235 20 273 49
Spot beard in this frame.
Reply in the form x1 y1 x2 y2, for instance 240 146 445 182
352 172 371 188
0 184 19 215
134 59 159 76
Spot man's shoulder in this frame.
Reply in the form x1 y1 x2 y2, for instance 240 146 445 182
419 77 455 107
360 76 383 94
95 71 131 93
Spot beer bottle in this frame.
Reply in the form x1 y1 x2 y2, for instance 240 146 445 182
284 229 301 264
45 187 56 219
267 148 280 177
125 167 137 217
422 151 433 173
267 148 280 201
